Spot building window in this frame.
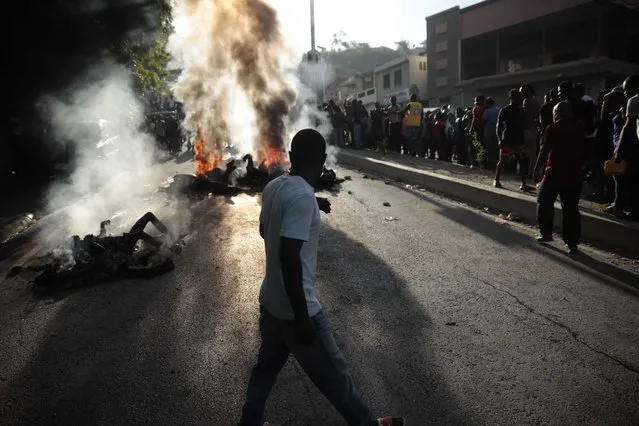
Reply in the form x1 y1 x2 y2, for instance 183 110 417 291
383 73 391 89
366 88 375 96
435 41 448 53
358 92 365 98
436 77 448 88
394 69 402 87
419 62 423 71
422 61 427 71
435 58 448 70
435 22 448 35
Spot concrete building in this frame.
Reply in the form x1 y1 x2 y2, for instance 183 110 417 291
373 55 428 106
353 69 377 107
426 0 639 107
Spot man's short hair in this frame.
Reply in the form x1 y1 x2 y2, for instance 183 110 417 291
509 89 520 99
290 129 326 166
521 84 535 95
485 97 495 107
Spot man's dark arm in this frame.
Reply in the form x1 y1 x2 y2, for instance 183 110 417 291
616 116 638 162
496 109 505 147
533 126 553 182
280 237 309 319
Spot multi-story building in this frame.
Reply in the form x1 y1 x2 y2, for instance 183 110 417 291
353 70 377 107
426 0 639 107
373 55 428 106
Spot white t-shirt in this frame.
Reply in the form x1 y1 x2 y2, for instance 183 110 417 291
259 174 321 320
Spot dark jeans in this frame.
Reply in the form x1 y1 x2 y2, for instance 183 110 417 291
629 171 639 217
240 307 373 426
537 180 582 245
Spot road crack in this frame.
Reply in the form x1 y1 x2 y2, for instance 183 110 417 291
466 269 639 376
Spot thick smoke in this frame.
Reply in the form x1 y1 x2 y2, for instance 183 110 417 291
39 64 182 246
169 0 338 171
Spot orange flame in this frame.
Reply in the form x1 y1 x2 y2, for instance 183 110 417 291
194 130 221 177
258 144 289 169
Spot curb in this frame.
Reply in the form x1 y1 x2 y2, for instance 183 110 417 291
338 151 639 253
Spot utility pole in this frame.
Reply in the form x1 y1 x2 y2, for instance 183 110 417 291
310 0 316 52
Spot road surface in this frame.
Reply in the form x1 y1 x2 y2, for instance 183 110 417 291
1 170 638 425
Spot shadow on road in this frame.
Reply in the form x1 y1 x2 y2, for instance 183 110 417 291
394 184 639 297
316 224 472 425
0 197 243 425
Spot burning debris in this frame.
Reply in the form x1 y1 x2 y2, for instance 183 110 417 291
12 212 183 289
162 153 345 196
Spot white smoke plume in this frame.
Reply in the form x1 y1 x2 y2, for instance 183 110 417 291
39 64 183 245
168 0 338 172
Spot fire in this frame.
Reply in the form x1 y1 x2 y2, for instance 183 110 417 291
194 131 221 177
259 145 289 169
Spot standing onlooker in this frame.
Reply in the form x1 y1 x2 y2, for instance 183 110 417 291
403 94 423 157
370 102 384 152
520 84 541 175
328 100 346 148
455 107 468 165
533 101 587 253
239 128 405 426
614 74 639 221
469 95 486 167
494 89 528 189
386 96 402 153
602 86 628 216
539 88 559 133
482 97 500 168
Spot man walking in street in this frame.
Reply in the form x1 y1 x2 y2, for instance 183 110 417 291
239 129 404 426
533 101 587 253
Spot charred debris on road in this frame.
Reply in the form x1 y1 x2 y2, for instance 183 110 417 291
6 156 348 291
160 154 346 196
8 212 185 291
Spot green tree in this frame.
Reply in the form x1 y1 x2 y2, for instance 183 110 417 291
394 39 412 55
116 0 173 95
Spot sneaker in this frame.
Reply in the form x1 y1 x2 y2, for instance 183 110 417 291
566 244 579 254
376 417 406 426
493 180 503 189
536 235 553 243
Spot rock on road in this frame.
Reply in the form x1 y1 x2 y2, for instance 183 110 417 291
0 171 638 425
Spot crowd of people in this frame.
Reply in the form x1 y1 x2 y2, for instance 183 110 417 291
324 74 639 251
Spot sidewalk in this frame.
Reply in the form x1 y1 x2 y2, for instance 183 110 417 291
338 148 639 253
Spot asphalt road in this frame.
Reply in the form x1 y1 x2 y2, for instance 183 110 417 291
1 170 638 425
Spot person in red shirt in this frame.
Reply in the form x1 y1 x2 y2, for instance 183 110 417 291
533 101 588 253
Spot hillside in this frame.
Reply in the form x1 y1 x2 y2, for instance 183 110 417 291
324 44 402 86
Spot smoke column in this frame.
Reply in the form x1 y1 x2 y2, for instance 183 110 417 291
169 0 298 176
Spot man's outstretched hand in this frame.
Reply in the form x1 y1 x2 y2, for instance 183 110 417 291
316 197 332 214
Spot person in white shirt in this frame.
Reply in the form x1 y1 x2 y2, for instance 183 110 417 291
240 129 404 426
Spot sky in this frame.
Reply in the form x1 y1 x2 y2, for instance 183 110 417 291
270 0 484 53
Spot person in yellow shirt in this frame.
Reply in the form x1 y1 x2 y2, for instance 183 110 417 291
403 93 423 156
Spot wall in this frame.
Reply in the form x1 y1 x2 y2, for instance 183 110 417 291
408 57 429 100
460 0 592 39
374 61 411 105
426 7 461 105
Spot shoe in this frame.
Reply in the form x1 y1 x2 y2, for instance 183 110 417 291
536 235 553 243
519 184 532 191
375 417 406 426
566 244 579 254
493 180 503 189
